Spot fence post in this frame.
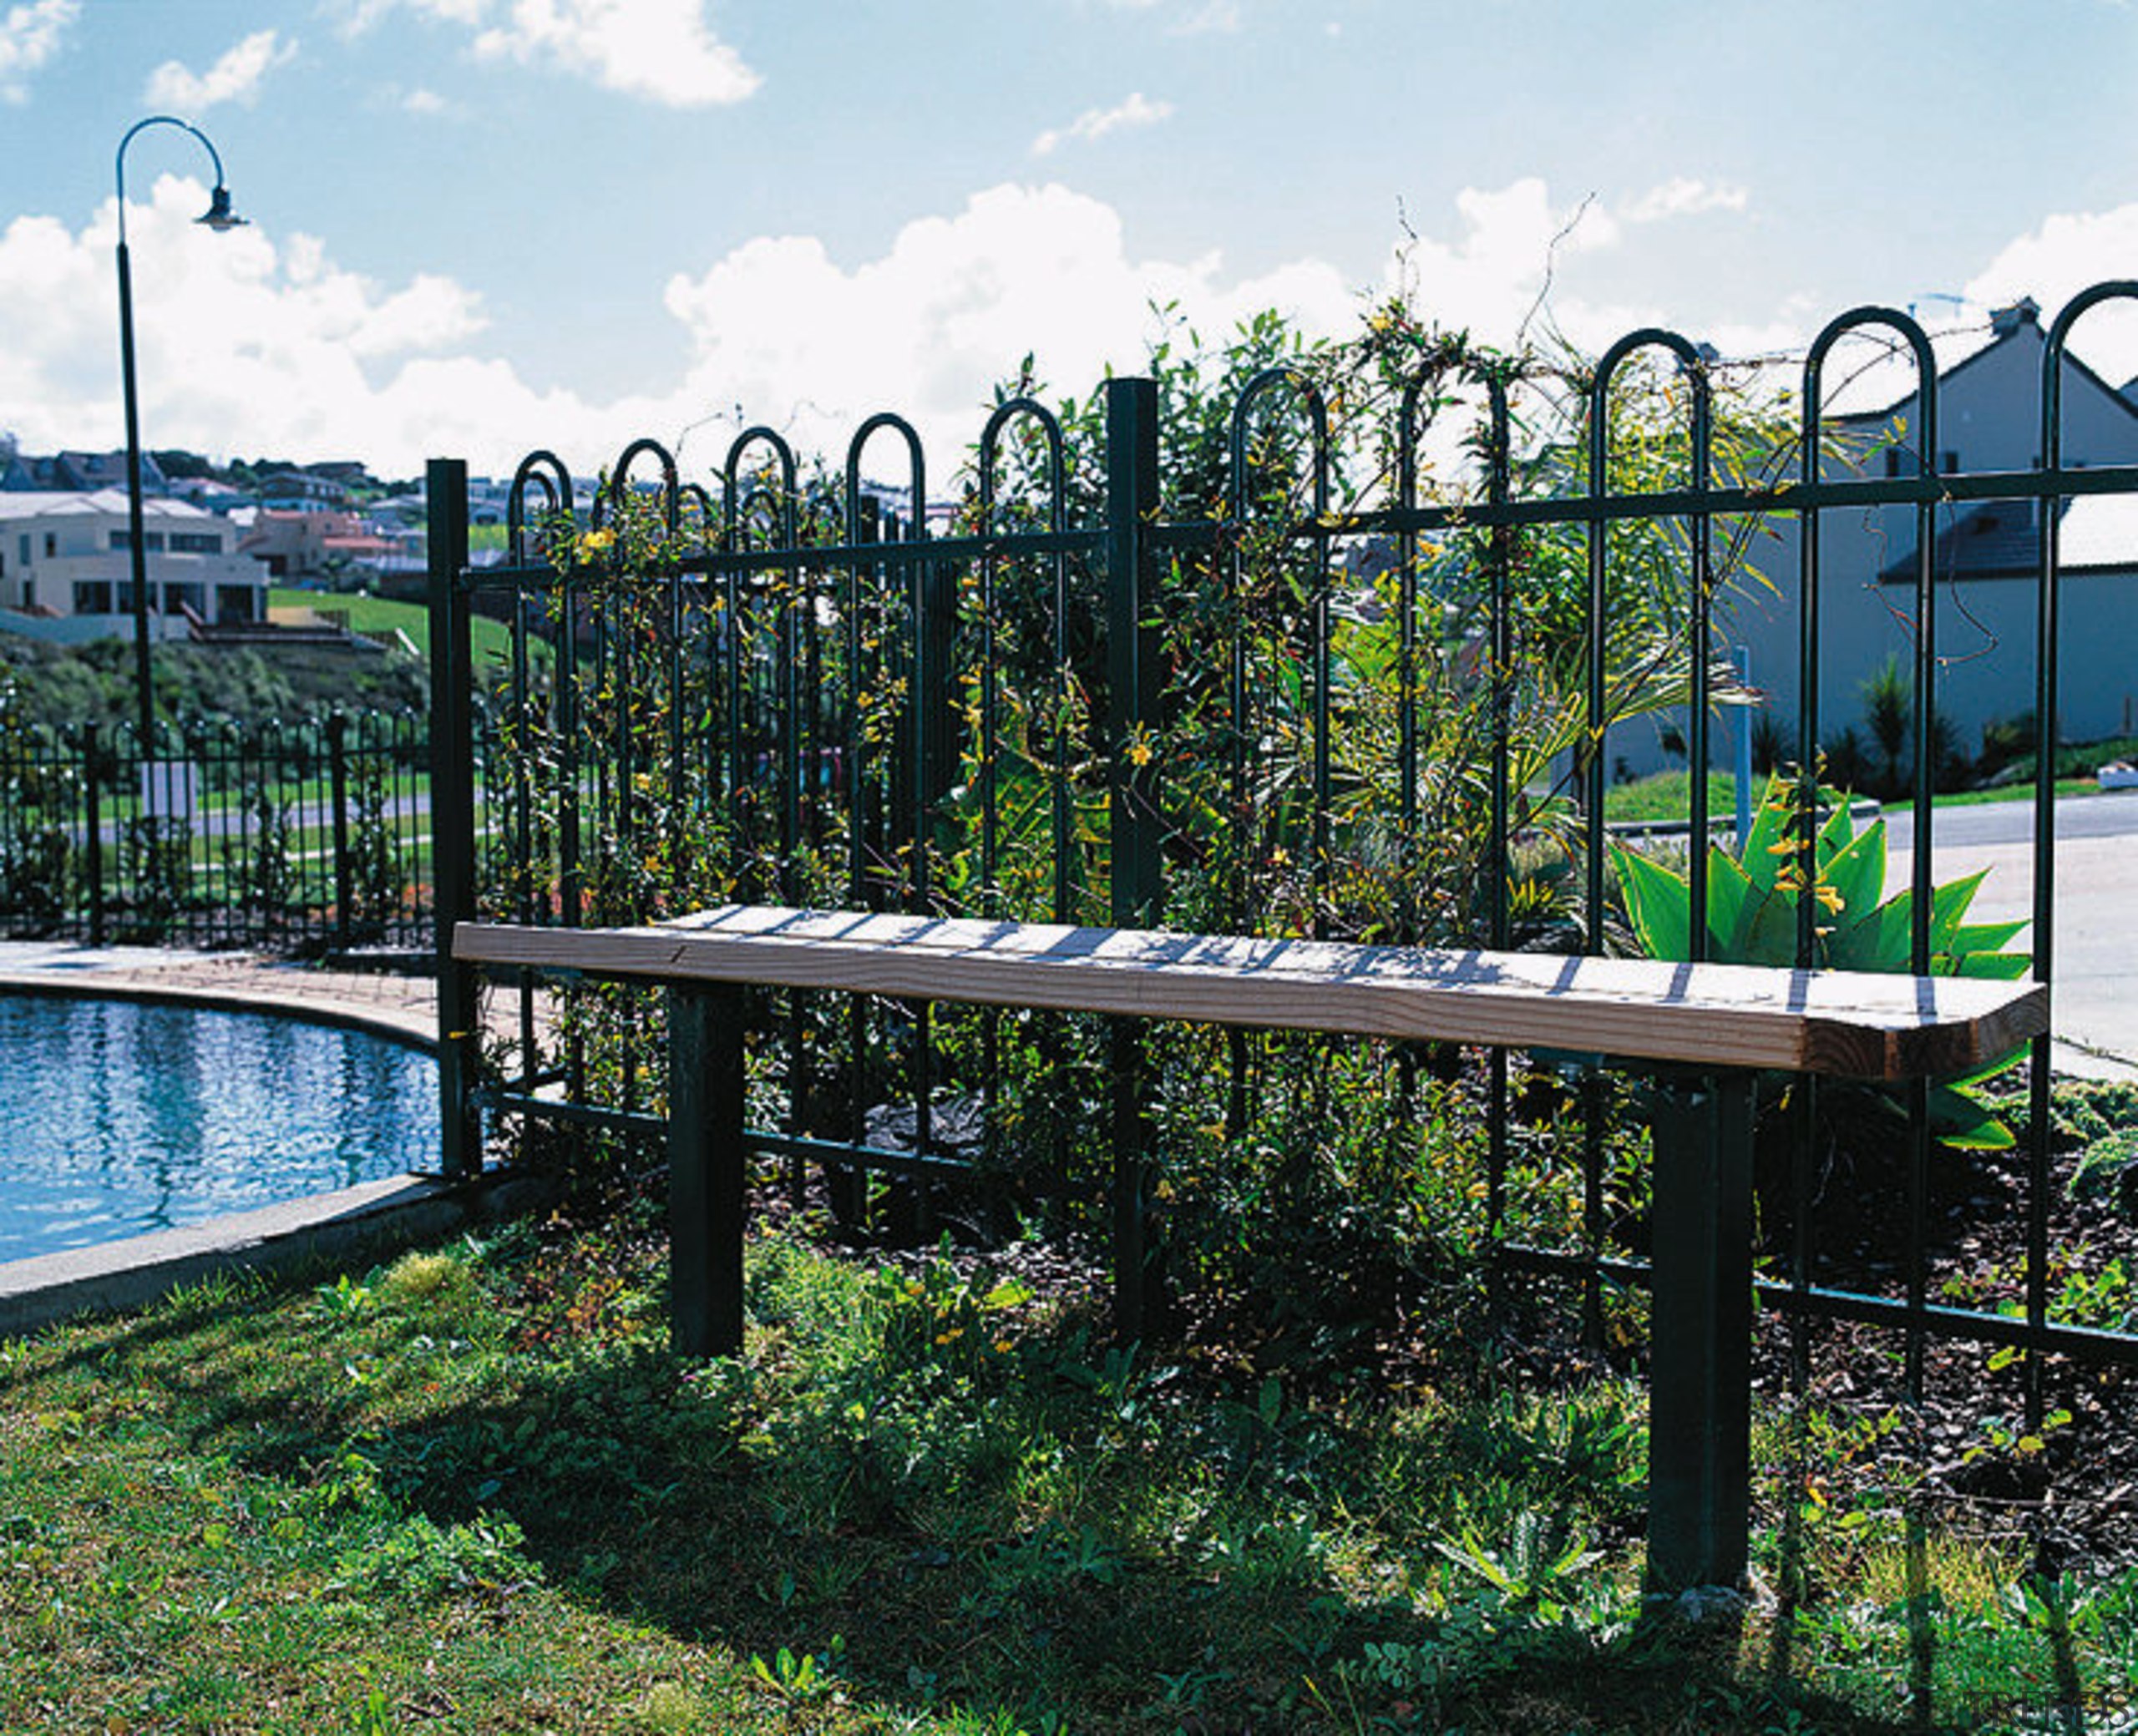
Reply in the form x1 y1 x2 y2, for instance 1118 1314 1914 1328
1644 1069 1755 1592
83 723 105 949
1105 376 1163 1339
428 458 482 1181
328 711 352 951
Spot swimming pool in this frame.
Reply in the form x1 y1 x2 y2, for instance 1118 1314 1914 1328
0 994 440 1264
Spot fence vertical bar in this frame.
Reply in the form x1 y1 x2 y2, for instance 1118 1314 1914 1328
428 457 482 1181
1105 376 1162 1339
668 980 746 1357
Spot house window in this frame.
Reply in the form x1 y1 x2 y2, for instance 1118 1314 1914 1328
43 534 55 558
73 580 113 615
17 535 28 567
163 583 203 617
19 581 33 610
1939 449 1960 474
215 585 256 624
109 530 166 551
170 532 221 554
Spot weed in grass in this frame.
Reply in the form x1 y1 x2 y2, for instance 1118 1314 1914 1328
335 1511 540 1603
634 1679 716 1731
376 1248 475 1309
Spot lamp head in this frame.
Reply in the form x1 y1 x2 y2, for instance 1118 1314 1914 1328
196 185 246 232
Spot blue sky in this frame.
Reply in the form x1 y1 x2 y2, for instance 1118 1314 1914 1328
3 0 2137 477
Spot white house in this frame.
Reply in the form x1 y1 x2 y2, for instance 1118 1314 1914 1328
0 489 269 645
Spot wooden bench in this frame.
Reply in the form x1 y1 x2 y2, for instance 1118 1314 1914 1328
454 903 2046 1591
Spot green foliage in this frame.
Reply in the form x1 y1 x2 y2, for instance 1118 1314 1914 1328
1613 772 2028 980
1851 654 1972 798
3 1217 2135 1733
1612 772 2029 1149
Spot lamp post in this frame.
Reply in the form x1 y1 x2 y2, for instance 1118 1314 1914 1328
115 114 245 757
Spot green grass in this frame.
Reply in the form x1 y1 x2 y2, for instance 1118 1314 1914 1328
3 1207 2130 1734
1884 778 2103 811
1604 769 1743 826
269 586 544 674
1611 765 2115 827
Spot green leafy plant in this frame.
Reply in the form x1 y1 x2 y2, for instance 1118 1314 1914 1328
1612 771 2029 1147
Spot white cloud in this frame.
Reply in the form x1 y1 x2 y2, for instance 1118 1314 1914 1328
144 29 297 111
1032 92 1173 157
0 178 507 477
0 175 1673 479
656 183 1360 465
351 0 759 106
1170 0 1241 33
1964 201 2138 386
403 85 447 113
1387 179 1631 350
1621 176 1749 224
1093 0 1238 31
0 0 77 103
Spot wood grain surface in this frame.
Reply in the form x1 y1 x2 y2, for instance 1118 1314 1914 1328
455 905 2047 1081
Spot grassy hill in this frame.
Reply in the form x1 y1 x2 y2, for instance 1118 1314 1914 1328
268 586 544 673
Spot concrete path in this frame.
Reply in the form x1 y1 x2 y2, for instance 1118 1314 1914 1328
1887 794 2138 1078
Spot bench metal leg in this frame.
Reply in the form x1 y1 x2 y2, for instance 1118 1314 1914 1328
1110 1015 1161 1342
668 983 746 1358
1644 1069 1755 1592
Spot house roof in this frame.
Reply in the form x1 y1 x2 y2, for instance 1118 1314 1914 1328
1725 298 2138 434
0 489 220 524
1878 493 2138 583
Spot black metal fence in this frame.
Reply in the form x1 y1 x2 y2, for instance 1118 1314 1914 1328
431 284 2138 1416
0 710 433 952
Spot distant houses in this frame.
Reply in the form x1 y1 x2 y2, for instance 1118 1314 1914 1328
0 489 267 644
0 452 428 647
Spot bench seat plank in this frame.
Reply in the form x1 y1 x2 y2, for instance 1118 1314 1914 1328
455 904 2045 1081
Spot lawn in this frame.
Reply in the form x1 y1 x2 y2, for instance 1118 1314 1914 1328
3 1186 2132 1735
269 586 545 675
1604 765 2107 827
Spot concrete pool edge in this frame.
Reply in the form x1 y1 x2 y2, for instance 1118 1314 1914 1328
0 1168 558 1341
0 956 438 1053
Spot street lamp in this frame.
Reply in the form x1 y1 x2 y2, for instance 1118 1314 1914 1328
115 114 246 756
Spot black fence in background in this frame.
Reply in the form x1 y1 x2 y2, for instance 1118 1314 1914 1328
0 710 432 954
431 283 2138 1425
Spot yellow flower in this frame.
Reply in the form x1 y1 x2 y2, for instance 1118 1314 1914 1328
1815 883 1846 915
1127 737 1153 769
577 527 617 559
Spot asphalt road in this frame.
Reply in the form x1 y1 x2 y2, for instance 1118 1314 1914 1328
1884 791 2138 1074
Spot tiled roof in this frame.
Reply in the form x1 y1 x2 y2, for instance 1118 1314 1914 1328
1878 493 2138 582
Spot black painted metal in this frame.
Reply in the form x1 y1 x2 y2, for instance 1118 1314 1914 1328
0 706 430 952
427 457 481 1181
667 981 745 1356
1647 1070 1755 1591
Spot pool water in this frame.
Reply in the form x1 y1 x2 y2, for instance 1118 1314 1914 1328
0 995 440 1264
